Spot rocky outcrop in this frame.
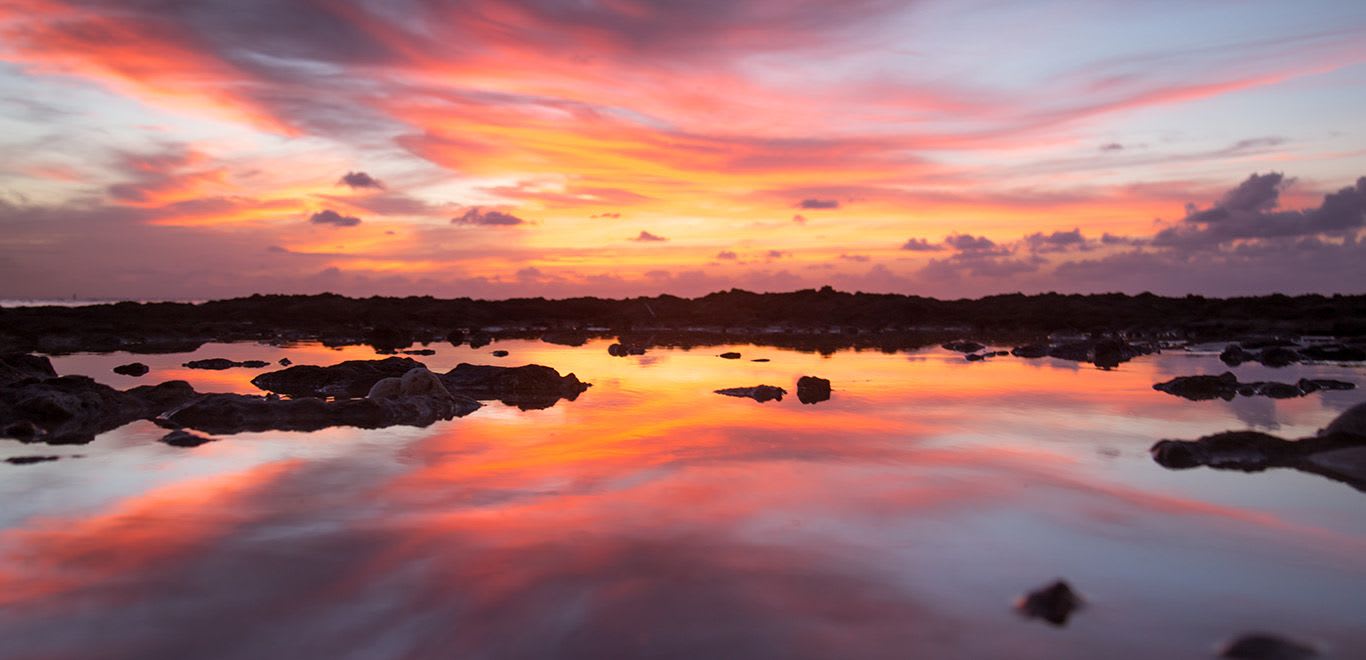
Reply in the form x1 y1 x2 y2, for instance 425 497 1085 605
183 358 270 370
796 376 831 404
1151 405 1366 491
113 362 150 377
250 357 426 398
1153 372 1354 401
1049 338 1154 368
160 388 480 435
1213 341 1366 368
715 385 786 403
1016 580 1083 626
942 341 985 354
440 363 591 410
0 354 57 387
1 376 197 444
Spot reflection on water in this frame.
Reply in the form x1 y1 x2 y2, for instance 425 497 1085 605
3 340 1365 659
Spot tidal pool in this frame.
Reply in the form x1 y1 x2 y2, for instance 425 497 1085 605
2 339 1364 659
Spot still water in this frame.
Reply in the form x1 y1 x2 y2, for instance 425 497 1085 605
2 339 1364 659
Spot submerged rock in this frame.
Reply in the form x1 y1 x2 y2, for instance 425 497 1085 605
796 376 831 404
159 429 216 448
715 385 786 403
1219 633 1318 659
0 353 57 387
1151 406 1366 491
1152 372 1353 401
441 363 591 411
183 358 268 370
113 362 150 377
1016 580 1084 626
250 357 426 398
942 341 985 354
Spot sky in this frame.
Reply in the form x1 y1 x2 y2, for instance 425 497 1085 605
1 0 1364 301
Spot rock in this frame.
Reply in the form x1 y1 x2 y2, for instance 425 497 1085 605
751 358 770 363
1322 401 1366 438
1221 345 1256 366
0 353 57 387
0 377 197 445
183 358 238 370
401 349 436 356
1219 633 1318 659
1010 344 1049 358
250 357 426 399
1152 426 1366 492
718 352 742 359
5 455 60 465
1016 580 1083 626
1259 346 1301 368
279 358 292 366
440 363 591 411
1153 373 1352 401
965 353 987 362
942 340 985 353
1299 344 1366 362
715 385 786 403
113 362 150 377
796 376 831 404
160 390 480 434
467 333 493 349
159 429 216 448
240 360 269 368
491 350 509 357
541 331 590 347
1048 338 1153 368
608 340 648 357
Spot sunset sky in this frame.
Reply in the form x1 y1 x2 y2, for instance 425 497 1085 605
1 0 1364 300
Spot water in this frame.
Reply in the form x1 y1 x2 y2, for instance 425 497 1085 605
2 340 1364 659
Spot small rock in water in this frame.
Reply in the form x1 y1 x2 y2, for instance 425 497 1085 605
751 358 770 362
279 358 292 366
1016 580 1084 626
113 362 150 377
492 350 509 357
5 455 61 465
1219 633 1318 659
160 429 217 448
719 352 742 360
942 341 985 353
715 385 786 403
240 360 269 368
796 376 831 404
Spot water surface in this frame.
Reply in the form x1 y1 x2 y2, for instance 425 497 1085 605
2 340 1364 659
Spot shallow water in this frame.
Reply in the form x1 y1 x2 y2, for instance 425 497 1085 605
3 340 1365 659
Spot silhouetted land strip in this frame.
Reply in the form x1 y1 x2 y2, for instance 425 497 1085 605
3 289 1365 356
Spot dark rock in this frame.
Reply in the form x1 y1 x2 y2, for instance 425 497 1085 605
751 358 770 363
183 358 238 370
1153 372 1239 401
1220 633 1318 659
279 358 292 366
0 353 57 387
608 340 648 357
715 385 786 403
1010 344 1049 358
993 350 1010 357
1016 580 1083 626
161 389 480 435
964 353 987 362
942 341 985 353
1299 344 1366 362
401 349 437 356
0 377 197 445
467 333 493 349
1236 338 1300 350
113 362 150 377
240 360 269 368
250 357 426 399
1299 378 1355 392
1323 401 1366 438
5 455 60 465
1048 338 1153 368
1259 346 1301 368
1259 381 1302 399
1151 422 1366 492
1221 345 1256 366
440 363 591 411
159 429 216 448
541 331 590 347
796 376 831 404
718 352 742 359
491 350 509 357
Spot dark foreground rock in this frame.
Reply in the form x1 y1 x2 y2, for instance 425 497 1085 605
796 376 831 404
1151 404 1366 492
1016 580 1083 626
1153 372 1354 401
251 357 426 398
1 376 197 444
1 353 57 386
440 363 591 410
113 362 150 377
161 388 481 434
715 385 786 403
183 358 269 370
1220 633 1318 659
